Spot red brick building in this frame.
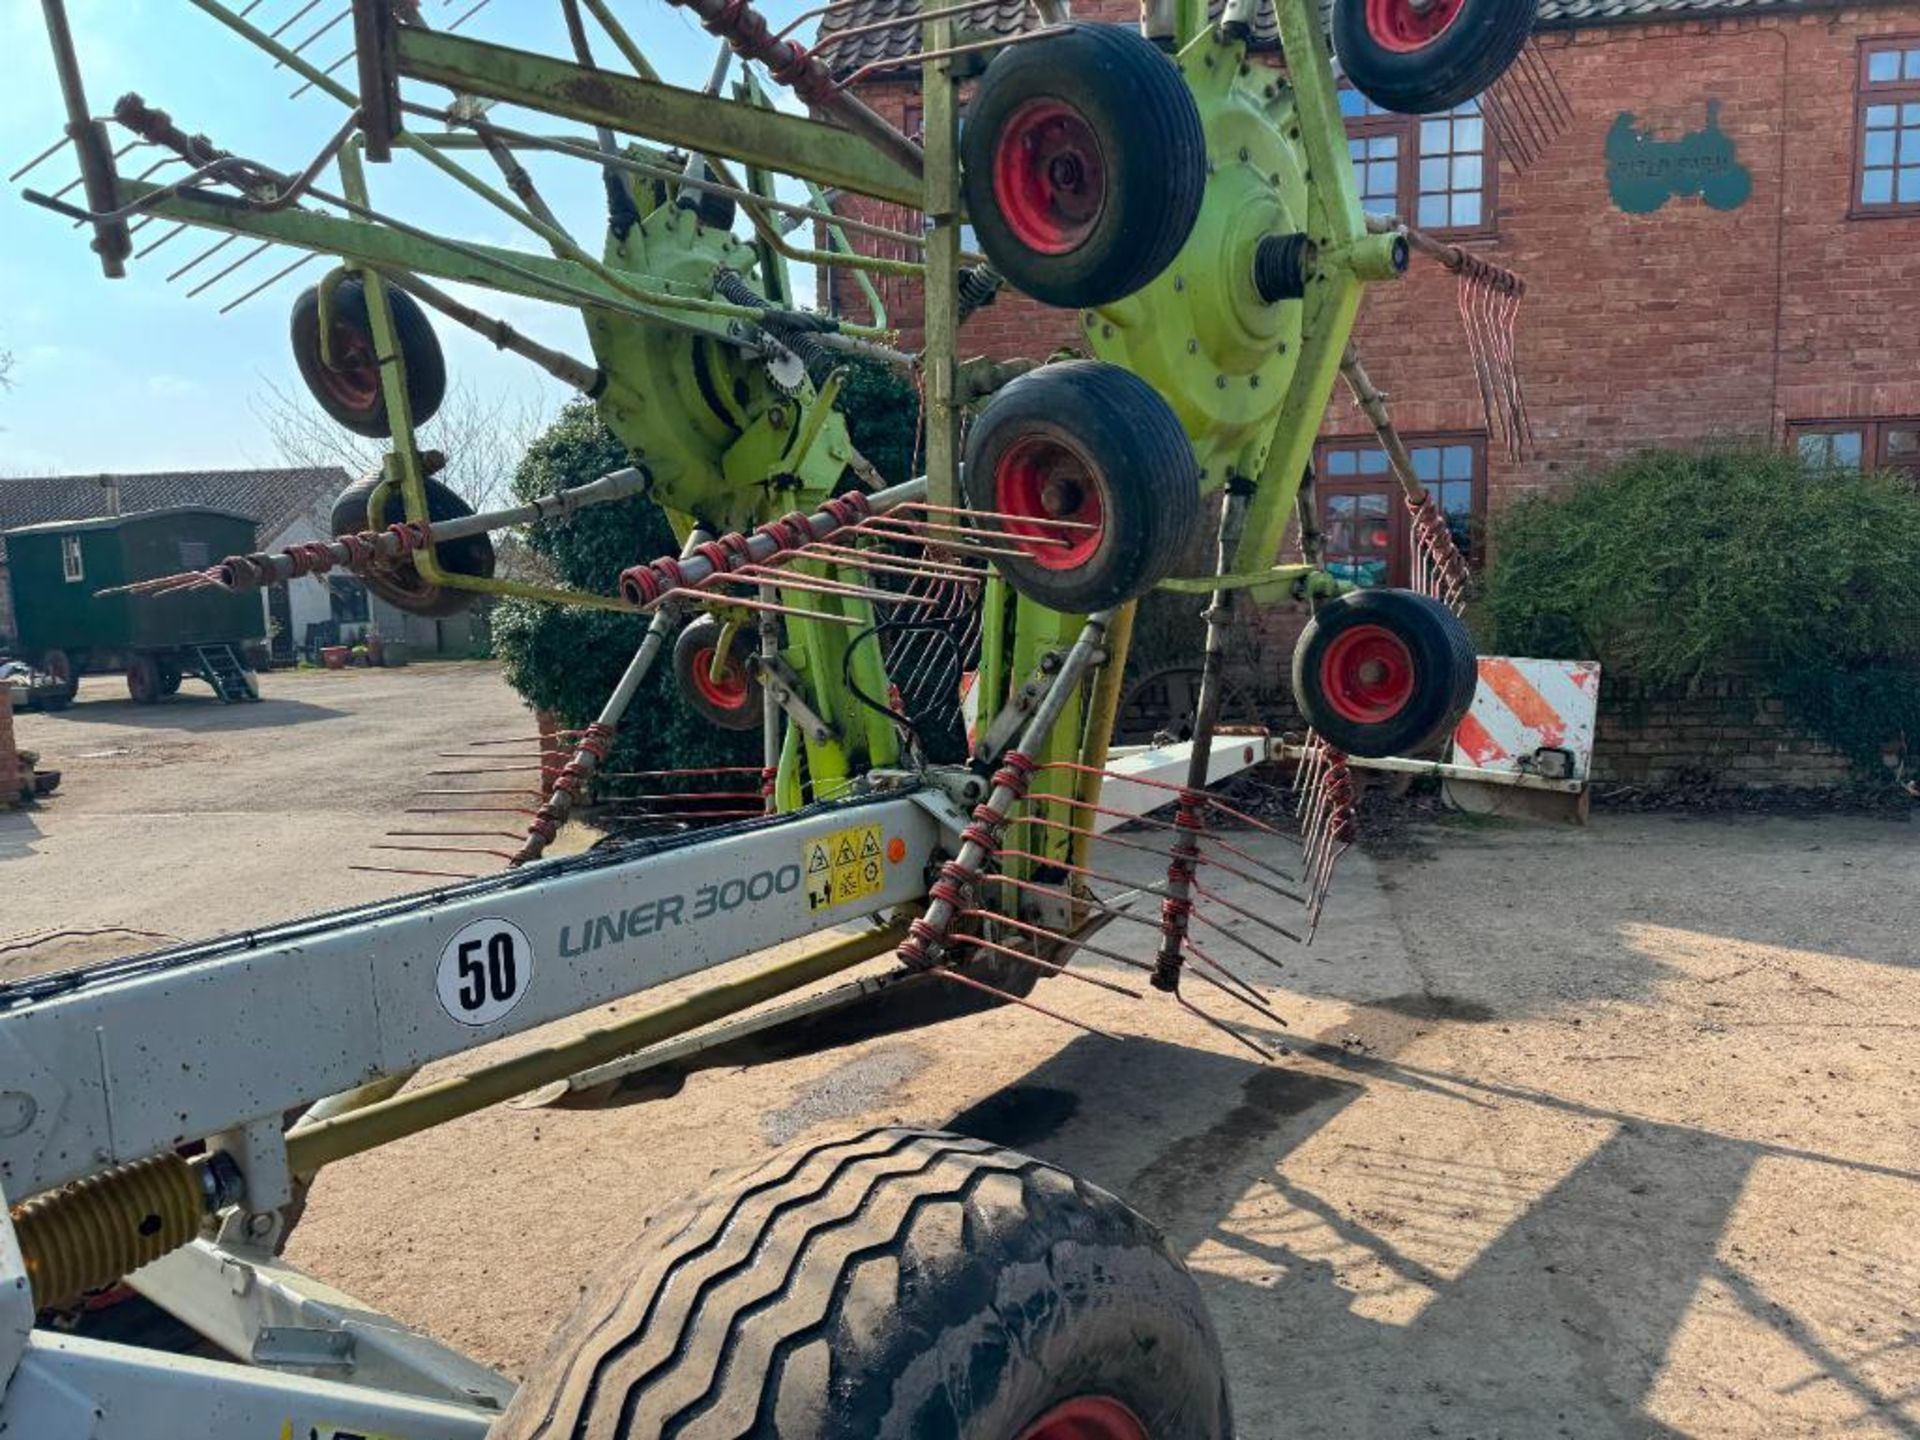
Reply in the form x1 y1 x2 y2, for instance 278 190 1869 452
822 0 1920 593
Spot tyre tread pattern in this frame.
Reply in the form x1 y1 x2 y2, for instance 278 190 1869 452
496 1127 1231 1440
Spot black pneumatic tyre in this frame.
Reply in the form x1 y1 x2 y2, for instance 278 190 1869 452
328 470 495 618
290 277 447 439
1291 588 1477 758
962 360 1200 613
1332 0 1535 115
493 1127 1233 1440
961 22 1206 308
673 613 763 732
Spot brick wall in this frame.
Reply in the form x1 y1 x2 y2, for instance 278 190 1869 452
835 6 1920 496
833 9 1920 781
1590 674 1854 790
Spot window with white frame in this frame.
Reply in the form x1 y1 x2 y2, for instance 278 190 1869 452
1342 89 1494 233
60 535 84 583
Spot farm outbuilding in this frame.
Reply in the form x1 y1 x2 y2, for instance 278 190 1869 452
3 507 265 705
0 468 488 666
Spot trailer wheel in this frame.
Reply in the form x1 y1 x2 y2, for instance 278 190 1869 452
126 654 162 705
158 660 182 697
1332 0 1534 114
961 23 1205 308
673 614 763 732
37 649 78 710
290 277 447 439
328 471 495 618
963 360 1199 614
1291 588 1476 757
494 1127 1233 1440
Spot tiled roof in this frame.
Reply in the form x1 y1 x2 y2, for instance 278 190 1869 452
0 467 350 547
815 0 1850 77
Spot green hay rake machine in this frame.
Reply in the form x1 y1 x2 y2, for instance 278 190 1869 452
4 0 1541 1433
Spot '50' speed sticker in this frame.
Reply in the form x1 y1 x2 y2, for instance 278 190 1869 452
436 917 534 1026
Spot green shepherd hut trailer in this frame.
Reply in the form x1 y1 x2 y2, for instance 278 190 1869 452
3 506 264 708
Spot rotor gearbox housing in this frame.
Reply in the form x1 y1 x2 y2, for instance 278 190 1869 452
1085 34 1312 491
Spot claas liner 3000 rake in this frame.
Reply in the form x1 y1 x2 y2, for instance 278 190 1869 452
4 0 1539 1433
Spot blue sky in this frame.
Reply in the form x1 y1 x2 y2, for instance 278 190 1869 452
0 0 826 476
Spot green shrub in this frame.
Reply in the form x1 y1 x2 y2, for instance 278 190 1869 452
490 399 759 781
491 365 920 782
1484 443 1920 777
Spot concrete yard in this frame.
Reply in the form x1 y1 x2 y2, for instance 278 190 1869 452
5 664 1917 1437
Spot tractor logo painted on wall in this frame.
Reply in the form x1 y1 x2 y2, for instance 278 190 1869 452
1607 100 1752 213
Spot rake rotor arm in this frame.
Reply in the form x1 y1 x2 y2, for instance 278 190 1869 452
392 27 923 208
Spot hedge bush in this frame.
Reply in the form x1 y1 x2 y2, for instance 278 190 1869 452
491 363 921 780
1483 443 1920 778
490 399 759 782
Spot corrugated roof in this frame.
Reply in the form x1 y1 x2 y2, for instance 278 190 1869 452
0 468 350 547
814 0 1848 78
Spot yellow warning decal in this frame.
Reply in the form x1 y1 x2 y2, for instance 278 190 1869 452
804 822 887 911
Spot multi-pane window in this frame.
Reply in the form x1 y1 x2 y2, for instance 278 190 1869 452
1315 437 1485 588
60 535 83 583
1342 89 1492 233
1856 39 1920 212
1790 418 1920 478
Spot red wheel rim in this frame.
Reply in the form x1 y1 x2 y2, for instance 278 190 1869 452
990 99 1107 255
1363 0 1467 51
317 324 381 413
1318 623 1416 724
690 646 751 711
1018 1396 1149 1440
127 659 157 703
991 435 1105 570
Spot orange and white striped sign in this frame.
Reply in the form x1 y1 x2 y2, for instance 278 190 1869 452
1450 656 1602 777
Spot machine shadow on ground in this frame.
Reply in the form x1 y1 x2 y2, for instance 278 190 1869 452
943 1028 1920 1439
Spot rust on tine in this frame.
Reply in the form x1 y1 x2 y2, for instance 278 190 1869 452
927 967 1123 1041
372 844 518 861
425 764 552 776
1034 794 1301 886
1186 938 1287 1023
595 767 769 778
349 864 486 881
654 588 856 626
839 522 1045 562
1190 878 1304 946
702 565 938 607
409 788 541 798
978 873 1166 936
799 541 984 582
403 805 539 815
950 932 1144 999
385 830 524 841
960 910 1156 974
1035 761 1291 840
896 500 1101 531
1183 953 1287 1025
1177 992 1276 1062
862 512 1075 547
